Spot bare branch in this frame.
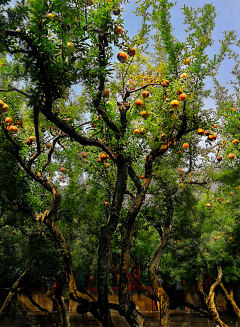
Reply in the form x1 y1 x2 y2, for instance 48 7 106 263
0 85 31 98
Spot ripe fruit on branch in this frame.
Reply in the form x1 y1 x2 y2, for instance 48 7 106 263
15 120 24 127
180 73 188 79
232 139 239 145
46 143 51 147
217 156 222 162
7 125 18 134
130 86 134 91
178 93 187 101
182 143 189 149
82 152 87 157
213 125 217 128
197 128 204 136
0 103 9 113
142 91 149 98
206 203 211 208
216 197 221 203
228 153 235 160
116 246 119 250
162 80 169 87
59 176 62 181
141 175 144 179
229 192 233 196
170 100 179 108
129 80 135 85
100 153 107 160
97 158 101 162
176 89 183 95
183 58 191 65
29 136 36 142
129 48 135 57
212 134 217 140
204 130 210 137
226 200 230 204
5 117 13 125
234 220 238 223
67 42 75 52
114 26 122 35
141 111 150 120
104 201 109 206
60 167 66 172
231 108 236 112
133 129 140 135
135 99 143 108
208 135 214 141
169 108 174 115
0 100 4 110
117 52 128 63
25 139 31 145
104 163 110 168
104 89 110 97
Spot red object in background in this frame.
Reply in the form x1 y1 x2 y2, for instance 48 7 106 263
53 280 59 310
53 281 59 293
183 280 187 311
129 265 140 290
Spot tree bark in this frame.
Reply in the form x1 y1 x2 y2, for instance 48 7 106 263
198 267 228 327
118 175 152 327
0 260 34 321
206 270 240 318
97 157 128 327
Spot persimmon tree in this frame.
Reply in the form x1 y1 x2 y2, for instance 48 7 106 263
0 0 238 326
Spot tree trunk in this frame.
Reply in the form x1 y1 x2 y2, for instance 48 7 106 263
97 157 128 327
148 196 173 327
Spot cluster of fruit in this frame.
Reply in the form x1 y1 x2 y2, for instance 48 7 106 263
206 190 239 208
25 136 36 145
97 152 110 167
117 48 135 64
1 101 24 134
197 128 217 142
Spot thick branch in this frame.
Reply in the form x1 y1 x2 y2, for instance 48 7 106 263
0 260 34 320
24 289 55 324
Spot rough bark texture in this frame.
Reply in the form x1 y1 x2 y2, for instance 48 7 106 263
97 157 128 327
206 270 240 318
198 267 228 327
13 299 42 327
24 289 56 324
148 196 173 327
118 179 152 326
0 260 34 321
